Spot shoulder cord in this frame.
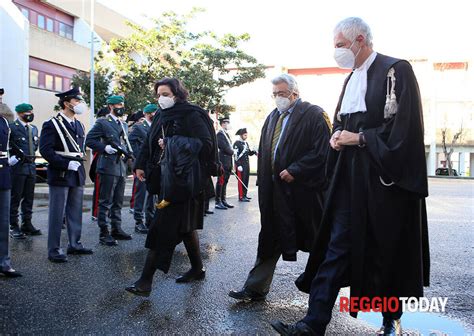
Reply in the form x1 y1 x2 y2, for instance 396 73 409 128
384 68 398 119
51 117 80 153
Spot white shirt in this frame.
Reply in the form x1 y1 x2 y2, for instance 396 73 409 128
339 51 377 115
60 112 75 124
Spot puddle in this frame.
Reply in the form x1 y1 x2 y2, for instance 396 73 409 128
359 311 472 335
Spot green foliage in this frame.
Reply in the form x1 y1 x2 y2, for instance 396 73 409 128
102 8 265 116
71 52 113 113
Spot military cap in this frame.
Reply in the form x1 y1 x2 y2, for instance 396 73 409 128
106 95 124 104
15 103 33 113
235 128 247 136
143 103 158 113
55 87 83 100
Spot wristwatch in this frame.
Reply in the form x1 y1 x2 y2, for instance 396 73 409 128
358 132 366 148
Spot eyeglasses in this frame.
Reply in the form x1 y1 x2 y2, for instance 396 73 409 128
271 90 292 98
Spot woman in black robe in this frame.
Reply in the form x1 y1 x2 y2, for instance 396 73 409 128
126 78 216 296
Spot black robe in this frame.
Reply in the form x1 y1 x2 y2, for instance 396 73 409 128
257 99 331 261
296 54 430 316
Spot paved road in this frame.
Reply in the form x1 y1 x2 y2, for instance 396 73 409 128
0 177 472 335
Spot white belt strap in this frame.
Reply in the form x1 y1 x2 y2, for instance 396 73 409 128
55 151 84 158
51 117 81 154
56 116 82 153
119 122 133 154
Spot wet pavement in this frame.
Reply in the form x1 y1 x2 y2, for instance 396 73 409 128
0 177 472 335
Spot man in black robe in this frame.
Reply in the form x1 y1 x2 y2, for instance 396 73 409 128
229 74 331 301
271 17 429 336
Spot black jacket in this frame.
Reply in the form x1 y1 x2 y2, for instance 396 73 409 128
217 129 233 171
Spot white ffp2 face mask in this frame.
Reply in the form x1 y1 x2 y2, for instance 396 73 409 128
158 96 175 110
275 96 291 112
72 102 88 115
333 40 360 69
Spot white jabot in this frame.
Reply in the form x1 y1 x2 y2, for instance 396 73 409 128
339 51 377 115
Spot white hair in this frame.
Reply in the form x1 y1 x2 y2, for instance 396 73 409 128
271 74 299 93
334 17 373 48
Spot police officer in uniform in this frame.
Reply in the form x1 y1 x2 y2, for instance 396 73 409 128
233 128 256 202
8 103 41 239
0 113 22 277
215 117 234 210
128 103 157 233
39 88 93 263
85 95 133 246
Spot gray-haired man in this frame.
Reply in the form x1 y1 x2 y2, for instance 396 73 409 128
229 74 331 302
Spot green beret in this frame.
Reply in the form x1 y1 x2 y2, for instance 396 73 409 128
106 95 124 104
143 104 158 113
15 103 33 113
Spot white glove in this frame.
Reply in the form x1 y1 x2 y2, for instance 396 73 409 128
68 161 81 171
8 156 19 166
237 166 243 172
105 145 117 154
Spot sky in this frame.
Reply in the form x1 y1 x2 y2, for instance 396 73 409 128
99 0 473 68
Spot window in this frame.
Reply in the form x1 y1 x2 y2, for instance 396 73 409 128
46 18 53 32
55 77 63 92
30 70 39 87
45 74 54 90
21 7 29 19
37 15 45 29
59 22 73 39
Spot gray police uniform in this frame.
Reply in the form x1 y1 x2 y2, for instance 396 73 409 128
128 120 155 226
85 115 132 233
8 119 38 230
0 117 13 271
39 113 87 259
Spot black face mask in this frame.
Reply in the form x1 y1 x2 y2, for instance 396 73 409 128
113 107 125 116
22 113 34 123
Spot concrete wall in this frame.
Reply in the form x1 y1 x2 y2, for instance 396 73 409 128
30 87 92 133
29 25 90 71
0 1 29 107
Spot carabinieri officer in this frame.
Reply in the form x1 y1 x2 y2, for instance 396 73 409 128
85 95 133 246
39 88 93 263
9 103 41 239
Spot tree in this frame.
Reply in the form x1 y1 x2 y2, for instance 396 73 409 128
441 125 464 176
103 9 265 116
71 52 113 113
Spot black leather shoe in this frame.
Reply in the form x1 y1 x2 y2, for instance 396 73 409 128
205 210 214 215
125 284 151 297
239 198 250 202
245 196 252 200
0 269 23 278
135 223 149 234
270 321 317 336
111 228 132 240
222 201 234 208
9 227 26 239
215 202 228 210
228 288 266 301
176 269 206 283
21 223 42 236
67 247 93 255
99 231 118 246
377 318 402 335
48 255 68 263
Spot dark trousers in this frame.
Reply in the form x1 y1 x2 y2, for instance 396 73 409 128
215 169 231 203
133 177 155 225
0 189 12 271
302 188 351 334
243 253 281 295
301 180 402 334
236 163 249 199
97 174 125 230
10 173 35 227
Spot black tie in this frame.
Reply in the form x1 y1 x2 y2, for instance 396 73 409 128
71 121 77 133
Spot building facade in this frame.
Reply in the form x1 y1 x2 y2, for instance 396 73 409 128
1 0 133 130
